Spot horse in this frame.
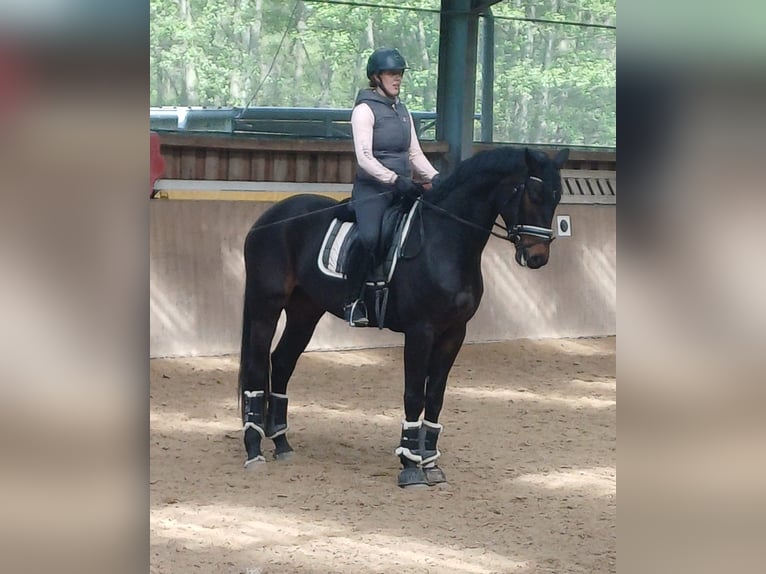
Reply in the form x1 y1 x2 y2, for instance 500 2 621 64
238 146 570 487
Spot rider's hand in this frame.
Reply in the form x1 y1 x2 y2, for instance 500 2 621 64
394 175 423 198
430 173 442 189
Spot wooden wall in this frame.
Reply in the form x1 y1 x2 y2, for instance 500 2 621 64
157 132 615 183
151 200 615 357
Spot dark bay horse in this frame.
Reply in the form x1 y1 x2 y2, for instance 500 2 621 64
238 146 569 487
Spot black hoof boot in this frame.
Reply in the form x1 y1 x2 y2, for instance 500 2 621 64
398 462 429 488
266 393 294 460
421 420 447 485
272 434 294 461
395 420 422 463
243 390 267 468
266 393 289 439
424 465 448 485
395 420 428 488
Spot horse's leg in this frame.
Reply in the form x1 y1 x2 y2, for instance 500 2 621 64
396 325 435 488
268 288 325 460
421 323 467 485
239 295 284 469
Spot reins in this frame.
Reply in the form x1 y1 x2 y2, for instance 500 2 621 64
246 176 554 246
418 176 555 245
245 191 397 233
416 196 513 242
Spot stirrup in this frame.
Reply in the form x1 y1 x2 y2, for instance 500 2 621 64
344 300 368 327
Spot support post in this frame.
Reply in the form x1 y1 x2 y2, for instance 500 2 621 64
480 8 494 143
436 0 480 175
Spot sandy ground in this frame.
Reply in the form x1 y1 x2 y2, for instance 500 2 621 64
150 337 615 574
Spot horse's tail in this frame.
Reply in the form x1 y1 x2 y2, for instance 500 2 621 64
237 292 250 417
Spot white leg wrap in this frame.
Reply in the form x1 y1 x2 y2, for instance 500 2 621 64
421 449 441 465
243 391 266 435
422 419 443 431
395 419 422 463
243 422 266 438
421 419 442 465
268 426 288 439
266 392 289 439
394 446 423 463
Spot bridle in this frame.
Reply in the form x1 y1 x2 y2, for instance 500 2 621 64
418 175 556 246
502 176 556 246
492 175 556 246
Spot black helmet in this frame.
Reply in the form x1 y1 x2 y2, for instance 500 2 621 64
366 48 408 79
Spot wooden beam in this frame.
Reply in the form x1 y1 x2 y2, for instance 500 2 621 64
157 132 450 154
153 190 350 202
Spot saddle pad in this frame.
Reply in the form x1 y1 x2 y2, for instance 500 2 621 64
317 220 356 279
317 199 420 282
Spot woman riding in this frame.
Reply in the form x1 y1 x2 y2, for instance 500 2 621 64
345 47 441 327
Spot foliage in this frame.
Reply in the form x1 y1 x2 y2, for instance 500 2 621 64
150 0 615 147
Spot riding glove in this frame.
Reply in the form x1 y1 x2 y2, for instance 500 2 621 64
394 175 423 198
430 173 442 189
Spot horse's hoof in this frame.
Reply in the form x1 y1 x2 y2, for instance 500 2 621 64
273 450 294 462
398 466 429 488
244 455 266 470
424 466 448 486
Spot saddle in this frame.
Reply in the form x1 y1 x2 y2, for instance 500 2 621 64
318 198 422 327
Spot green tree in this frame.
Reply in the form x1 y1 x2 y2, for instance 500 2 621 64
150 0 615 147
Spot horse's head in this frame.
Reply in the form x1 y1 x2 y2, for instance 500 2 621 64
498 148 569 269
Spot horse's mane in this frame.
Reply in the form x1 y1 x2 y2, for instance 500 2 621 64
426 146 533 203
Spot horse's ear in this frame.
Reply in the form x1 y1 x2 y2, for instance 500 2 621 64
553 148 570 168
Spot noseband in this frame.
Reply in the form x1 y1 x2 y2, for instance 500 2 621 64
508 224 555 245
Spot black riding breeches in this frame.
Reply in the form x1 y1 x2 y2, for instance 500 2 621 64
347 180 395 303
352 184 393 259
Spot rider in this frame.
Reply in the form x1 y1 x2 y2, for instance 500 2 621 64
345 47 441 327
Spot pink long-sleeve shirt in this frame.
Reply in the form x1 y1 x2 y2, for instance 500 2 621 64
351 102 439 184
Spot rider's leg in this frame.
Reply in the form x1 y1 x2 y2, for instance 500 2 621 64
346 191 388 326
344 244 373 326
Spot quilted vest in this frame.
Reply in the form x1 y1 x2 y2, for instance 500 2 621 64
353 88 412 181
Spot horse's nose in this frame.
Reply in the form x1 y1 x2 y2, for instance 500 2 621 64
526 254 547 269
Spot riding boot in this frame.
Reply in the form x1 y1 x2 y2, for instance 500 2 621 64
395 420 429 487
421 420 447 484
344 247 373 327
242 390 266 467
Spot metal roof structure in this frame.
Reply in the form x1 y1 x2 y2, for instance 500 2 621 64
152 1 615 174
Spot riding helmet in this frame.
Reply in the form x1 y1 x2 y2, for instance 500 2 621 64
366 47 408 79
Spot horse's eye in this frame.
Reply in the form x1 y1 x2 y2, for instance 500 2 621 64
526 180 544 203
